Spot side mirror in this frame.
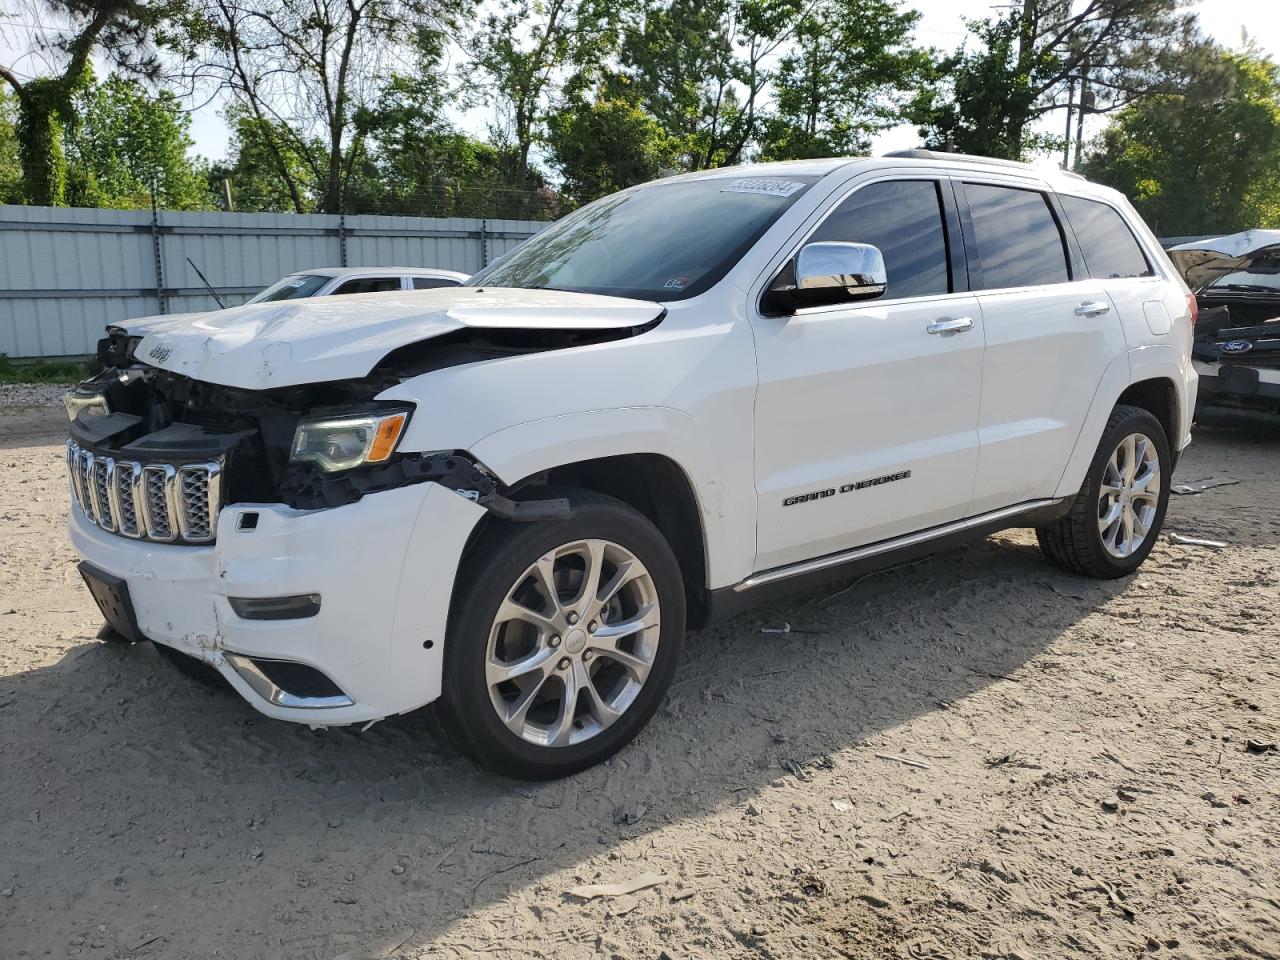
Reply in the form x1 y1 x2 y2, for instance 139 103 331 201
766 241 888 312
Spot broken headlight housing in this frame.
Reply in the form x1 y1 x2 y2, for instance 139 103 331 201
63 388 110 423
290 408 411 473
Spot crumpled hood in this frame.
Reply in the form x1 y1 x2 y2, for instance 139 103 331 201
1168 230 1280 290
134 287 665 390
113 310 211 337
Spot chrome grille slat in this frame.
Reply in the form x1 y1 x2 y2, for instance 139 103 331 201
65 440 221 545
113 462 143 537
93 457 116 532
77 449 96 522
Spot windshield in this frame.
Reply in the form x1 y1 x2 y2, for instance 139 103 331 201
468 175 817 300
1206 259 1280 293
248 274 330 303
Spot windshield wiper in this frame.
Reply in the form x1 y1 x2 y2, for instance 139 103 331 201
1217 283 1278 293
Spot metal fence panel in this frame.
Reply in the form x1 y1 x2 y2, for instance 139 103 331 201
0 205 548 358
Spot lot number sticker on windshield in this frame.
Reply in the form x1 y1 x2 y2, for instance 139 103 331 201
721 178 804 198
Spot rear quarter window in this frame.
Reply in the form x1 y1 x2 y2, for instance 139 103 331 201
964 183 1070 290
1058 195 1154 280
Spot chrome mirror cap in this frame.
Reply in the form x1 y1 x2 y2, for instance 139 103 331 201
794 241 887 297
768 241 888 312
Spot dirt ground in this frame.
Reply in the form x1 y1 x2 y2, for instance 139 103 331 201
1 396 1277 960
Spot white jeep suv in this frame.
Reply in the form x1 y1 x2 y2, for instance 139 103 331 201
64 152 1197 779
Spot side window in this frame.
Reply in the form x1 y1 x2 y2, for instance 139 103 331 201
1058 195 1153 280
412 277 460 290
810 179 950 299
332 277 401 295
964 183 1070 289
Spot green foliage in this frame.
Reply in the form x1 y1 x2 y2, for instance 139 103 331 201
0 90 22 204
210 108 320 213
2 0 183 205
64 76 212 210
173 0 473 214
0 354 92 384
546 85 680 203
758 0 928 160
1082 51 1280 235
15 77 76 205
467 0 617 175
913 0 1210 161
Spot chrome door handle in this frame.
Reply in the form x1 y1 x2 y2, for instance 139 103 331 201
1074 301 1111 317
926 316 974 336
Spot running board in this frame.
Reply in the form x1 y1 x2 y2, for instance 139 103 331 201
698 497 1070 628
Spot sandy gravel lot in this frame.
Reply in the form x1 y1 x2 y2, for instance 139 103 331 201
1 397 1277 960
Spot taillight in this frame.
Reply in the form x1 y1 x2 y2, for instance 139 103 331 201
1186 292 1198 326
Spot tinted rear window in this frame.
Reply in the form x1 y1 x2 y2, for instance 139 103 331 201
332 277 401 295
1059 195 1153 280
965 183 1069 289
412 277 460 289
811 180 950 299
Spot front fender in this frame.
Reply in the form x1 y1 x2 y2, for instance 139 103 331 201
469 406 751 589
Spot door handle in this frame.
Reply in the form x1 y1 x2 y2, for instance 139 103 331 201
926 316 974 336
1074 301 1111 318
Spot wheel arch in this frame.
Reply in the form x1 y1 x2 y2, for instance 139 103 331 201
536 454 712 628
1115 377 1180 465
1053 349 1188 499
465 407 754 622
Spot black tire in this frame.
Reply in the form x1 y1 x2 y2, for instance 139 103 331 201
154 641 226 687
437 489 686 780
1036 404 1171 579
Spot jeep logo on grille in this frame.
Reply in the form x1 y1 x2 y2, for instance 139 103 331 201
1220 340 1253 354
148 343 173 362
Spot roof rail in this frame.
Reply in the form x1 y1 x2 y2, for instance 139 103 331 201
882 148 1086 180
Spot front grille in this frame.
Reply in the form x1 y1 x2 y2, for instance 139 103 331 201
67 440 222 544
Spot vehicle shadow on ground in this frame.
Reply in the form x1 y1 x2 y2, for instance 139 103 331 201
1 535 1134 960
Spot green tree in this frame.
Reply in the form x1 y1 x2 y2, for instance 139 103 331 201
0 0 177 204
211 107 320 213
913 0 1212 160
545 82 680 203
350 72 561 218
619 0 807 170
175 0 471 213
1082 50 1280 235
63 75 211 209
0 89 21 203
758 0 928 160
465 0 617 181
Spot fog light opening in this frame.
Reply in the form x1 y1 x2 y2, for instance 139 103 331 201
229 594 321 620
225 654 353 709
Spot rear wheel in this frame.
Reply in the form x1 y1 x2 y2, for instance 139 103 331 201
437 491 685 779
1037 404 1171 578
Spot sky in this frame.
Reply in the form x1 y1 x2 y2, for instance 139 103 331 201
4 0 1278 167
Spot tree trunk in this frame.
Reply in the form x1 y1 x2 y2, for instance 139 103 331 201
13 80 68 206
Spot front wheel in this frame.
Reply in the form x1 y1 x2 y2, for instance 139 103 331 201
1037 404 1171 579
437 491 686 779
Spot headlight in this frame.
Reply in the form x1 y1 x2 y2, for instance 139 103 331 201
290 410 410 472
64 390 110 423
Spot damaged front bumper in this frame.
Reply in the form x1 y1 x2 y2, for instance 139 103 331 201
69 480 487 726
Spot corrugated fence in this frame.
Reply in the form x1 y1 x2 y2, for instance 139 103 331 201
0 205 549 358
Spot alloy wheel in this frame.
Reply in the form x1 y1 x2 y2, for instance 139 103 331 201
485 538 661 748
1097 432 1161 559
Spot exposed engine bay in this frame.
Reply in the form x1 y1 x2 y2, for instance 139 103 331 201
73 327 602 519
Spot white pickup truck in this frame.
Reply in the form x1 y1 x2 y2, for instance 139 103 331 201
64 152 1197 779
